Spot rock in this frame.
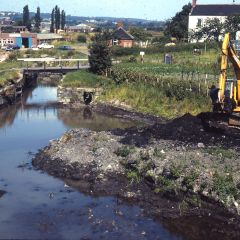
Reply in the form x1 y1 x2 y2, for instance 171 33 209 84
106 164 113 171
197 143 205 148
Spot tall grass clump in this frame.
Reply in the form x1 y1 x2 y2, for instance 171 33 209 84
62 70 112 88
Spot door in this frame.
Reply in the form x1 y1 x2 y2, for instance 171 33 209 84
15 37 22 47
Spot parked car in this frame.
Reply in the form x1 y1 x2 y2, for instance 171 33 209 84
5 44 20 51
58 45 75 51
37 43 54 49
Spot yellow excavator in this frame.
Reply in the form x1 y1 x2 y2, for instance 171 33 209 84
210 32 240 126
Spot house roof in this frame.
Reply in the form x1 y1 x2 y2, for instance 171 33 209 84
112 27 134 40
191 4 240 16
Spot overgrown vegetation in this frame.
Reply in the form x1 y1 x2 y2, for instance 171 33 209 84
62 70 111 88
114 145 135 158
212 172 239 202
0 70 20 86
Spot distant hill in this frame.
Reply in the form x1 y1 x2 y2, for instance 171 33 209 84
0 11 164 28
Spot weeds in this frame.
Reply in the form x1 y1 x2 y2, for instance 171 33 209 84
127 170 141 184
182 169 199 191
115 145 135 158
205 147 235 159
212 172 239 201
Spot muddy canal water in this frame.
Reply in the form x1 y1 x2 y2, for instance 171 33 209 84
0 86 181 239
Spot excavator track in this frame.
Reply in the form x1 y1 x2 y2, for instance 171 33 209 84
198 112 240 132
229 113 240 128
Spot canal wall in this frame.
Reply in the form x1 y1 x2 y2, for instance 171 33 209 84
57 86 103 107
37 72 63 86
0 72 37 109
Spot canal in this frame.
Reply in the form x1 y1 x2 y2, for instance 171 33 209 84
0 85 181 239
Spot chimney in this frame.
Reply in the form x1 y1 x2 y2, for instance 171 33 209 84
117 22 123 29
192 0 197 8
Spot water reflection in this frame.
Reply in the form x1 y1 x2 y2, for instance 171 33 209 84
0 86 142 131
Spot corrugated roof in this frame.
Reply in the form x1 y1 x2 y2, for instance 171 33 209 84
191 4 240 16
112 27 134 40
37 33 63 40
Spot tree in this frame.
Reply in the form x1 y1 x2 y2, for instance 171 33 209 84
224 14 240 39
193 18 224 42
50 8 55 33
88 32 112 75
129 27 151 41
61 10 66 30
23 5 31 31
34 7 41 32
164 3 192 41
55 5 61 31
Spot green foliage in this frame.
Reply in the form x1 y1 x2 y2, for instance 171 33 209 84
77 35 87 43
88 33 112 75
54 5 61 31
205 147 235 159
127 170 141 183
1 26 14 33
212 172 239 201
62 70 111 88
7 51 22 61
115 145 135 158
128 57 137 63
50 8 55 33
112 42 217 57
34 7 41 32
111 63 213 100
112 46 140 57
61 10 66 30
192 18 224 42
169 164 182 179
182 170 198 190
157 175 175 192
129 27 151 41
164 3 192 40
153 148 165 159
224 14 240 39
0 70 20 86
23 5 31 31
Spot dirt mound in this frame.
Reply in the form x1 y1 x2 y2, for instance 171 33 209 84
166 113 203 134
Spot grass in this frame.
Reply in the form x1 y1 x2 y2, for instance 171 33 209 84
100 82 211 118
205 147 236 159
0 70 20 86
62 70 112 88
212 172 239 202
114 145 136 158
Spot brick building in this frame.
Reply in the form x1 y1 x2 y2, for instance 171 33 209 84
110 25 135 48
0 33 37 48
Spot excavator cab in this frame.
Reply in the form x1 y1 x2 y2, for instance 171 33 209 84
212 33 240 125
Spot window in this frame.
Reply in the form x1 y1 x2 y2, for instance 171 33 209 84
112 39 118 45
197 18 202 28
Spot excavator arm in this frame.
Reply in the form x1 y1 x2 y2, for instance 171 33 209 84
216 33 240 113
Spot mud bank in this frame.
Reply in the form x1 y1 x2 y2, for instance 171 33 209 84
33 111 240 224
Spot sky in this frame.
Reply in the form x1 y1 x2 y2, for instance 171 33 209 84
0 0 238 21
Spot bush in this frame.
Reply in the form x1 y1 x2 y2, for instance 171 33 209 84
77 35 87 43
111 46 141 57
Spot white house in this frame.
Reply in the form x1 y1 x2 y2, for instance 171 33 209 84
188 0 240 42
